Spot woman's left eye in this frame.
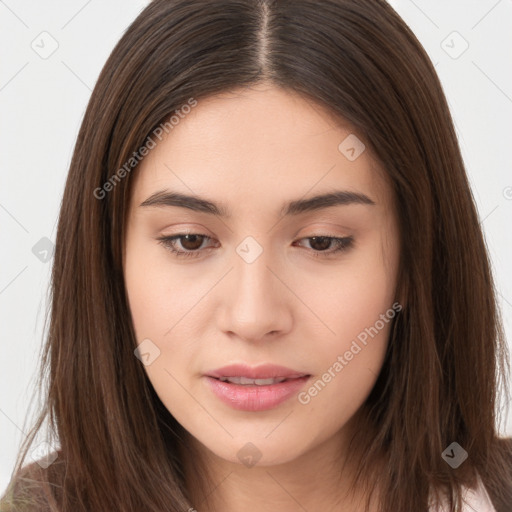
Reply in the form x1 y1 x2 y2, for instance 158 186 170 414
294 235 354 257
156 233 354 259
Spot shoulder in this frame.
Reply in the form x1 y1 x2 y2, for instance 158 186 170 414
482 436 512 512
429 474 497 512
0 455 63 512
461 473 498 512
428 436 512 512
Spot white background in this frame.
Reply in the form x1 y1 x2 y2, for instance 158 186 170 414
1 0 511 494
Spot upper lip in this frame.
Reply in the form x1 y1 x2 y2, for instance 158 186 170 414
206 364 309 380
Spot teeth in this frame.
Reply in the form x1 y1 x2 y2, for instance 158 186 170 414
218 376 288 385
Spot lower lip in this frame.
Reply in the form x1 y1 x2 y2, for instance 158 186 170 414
204 375 311 411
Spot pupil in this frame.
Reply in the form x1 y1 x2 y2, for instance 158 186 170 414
182 234 203 250
310 236 331 251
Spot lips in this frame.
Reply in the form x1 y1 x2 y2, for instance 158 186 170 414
206 363 308 380
217 376 287 385
203 364 311 411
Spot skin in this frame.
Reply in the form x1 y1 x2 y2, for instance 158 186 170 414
123 83 400 512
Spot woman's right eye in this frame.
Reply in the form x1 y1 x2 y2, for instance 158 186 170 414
156 234 217 259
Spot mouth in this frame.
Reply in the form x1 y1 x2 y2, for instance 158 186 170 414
205 363 309 381
214 376 301 385
203 364 311 411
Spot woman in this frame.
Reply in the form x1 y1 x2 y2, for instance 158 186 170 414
2 0 511 510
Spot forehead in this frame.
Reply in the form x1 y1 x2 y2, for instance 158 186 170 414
129 85 391 215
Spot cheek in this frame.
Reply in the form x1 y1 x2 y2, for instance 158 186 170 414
293 235 397 408
124 232 198 341
296 236 397 345
124 250 169 342
123 239 199 408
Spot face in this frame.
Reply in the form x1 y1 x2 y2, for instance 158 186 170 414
123 84 400 469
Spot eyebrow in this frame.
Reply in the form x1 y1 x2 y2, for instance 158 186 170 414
139 189 375 218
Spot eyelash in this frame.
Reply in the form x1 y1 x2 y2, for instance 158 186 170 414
156 233 354 259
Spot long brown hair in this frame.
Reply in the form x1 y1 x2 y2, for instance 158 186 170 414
2 0 511 511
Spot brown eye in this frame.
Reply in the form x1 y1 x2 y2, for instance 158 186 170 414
177 234 206 251
307 236 333 251
294 235 354 258
156 233 216 258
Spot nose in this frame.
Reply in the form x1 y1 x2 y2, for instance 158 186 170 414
216 245 293 343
